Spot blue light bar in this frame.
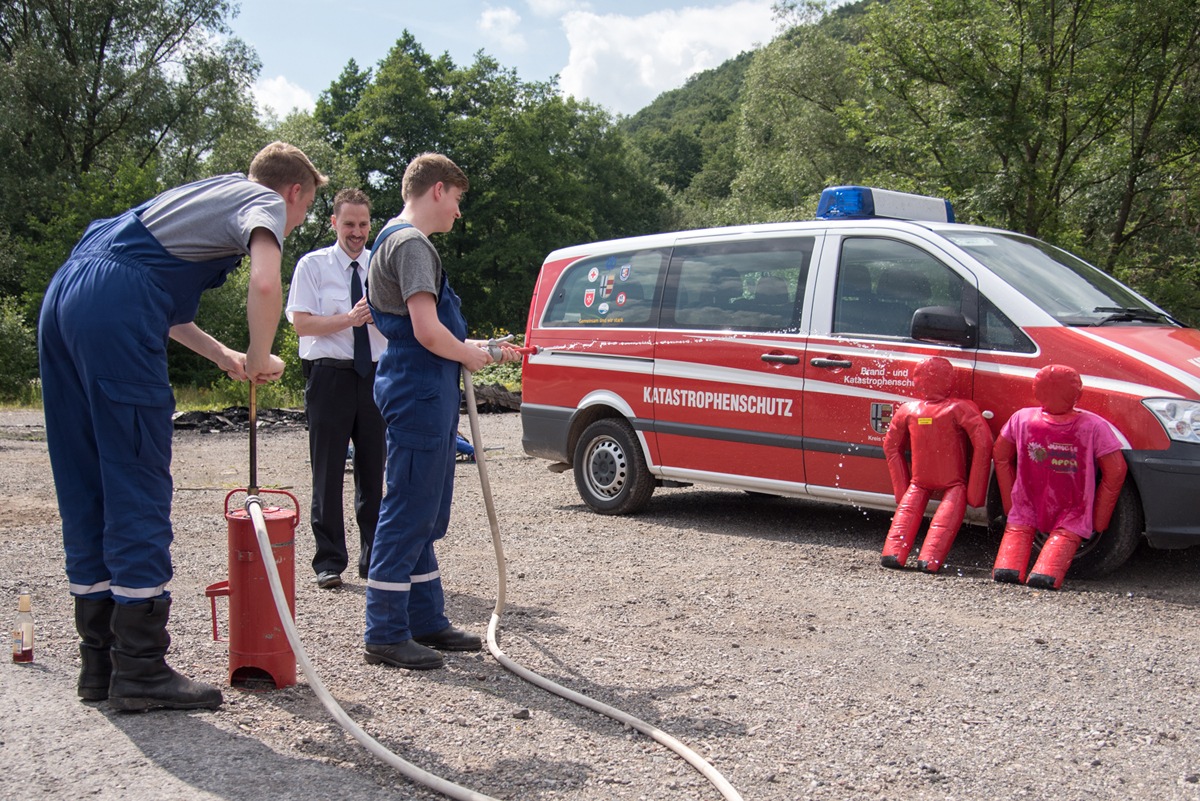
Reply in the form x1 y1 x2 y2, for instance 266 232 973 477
816 186 955 223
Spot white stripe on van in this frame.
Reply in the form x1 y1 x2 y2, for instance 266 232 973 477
654 358 806 392
1072 329 1200 397
973 354 1187 401
531 350 655 376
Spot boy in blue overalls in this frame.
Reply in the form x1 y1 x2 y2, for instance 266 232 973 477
363 153 518 670
39 142 327 710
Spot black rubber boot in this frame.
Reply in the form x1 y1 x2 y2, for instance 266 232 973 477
108 598 223 712
74 597 115 701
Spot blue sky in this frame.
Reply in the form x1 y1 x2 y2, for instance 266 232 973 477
228 1 781 118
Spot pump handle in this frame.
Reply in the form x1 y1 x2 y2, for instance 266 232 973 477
248 382 258 496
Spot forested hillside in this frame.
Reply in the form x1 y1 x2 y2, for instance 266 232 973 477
2 0 1198 400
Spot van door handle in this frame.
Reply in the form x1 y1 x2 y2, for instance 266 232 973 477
810 357 853 369
761 353 800 365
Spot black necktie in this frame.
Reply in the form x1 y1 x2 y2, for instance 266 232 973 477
349 261 371 377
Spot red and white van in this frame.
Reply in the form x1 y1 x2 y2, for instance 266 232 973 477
519 187 1200 577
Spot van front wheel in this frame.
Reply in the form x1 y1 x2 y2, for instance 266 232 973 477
574 419 654 515
1064 482 1144 579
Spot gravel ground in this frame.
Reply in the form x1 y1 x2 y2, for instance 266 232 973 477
3 406 1200 801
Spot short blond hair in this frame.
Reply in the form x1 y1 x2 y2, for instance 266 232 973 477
402 153 468 202
248 141 329 193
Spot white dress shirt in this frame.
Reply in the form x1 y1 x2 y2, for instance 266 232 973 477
286 243 387 361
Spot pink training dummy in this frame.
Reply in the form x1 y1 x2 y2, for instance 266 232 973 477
992 365 1127 590
881 356 993 573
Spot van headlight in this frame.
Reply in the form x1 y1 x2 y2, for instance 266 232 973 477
1143 399 1200 444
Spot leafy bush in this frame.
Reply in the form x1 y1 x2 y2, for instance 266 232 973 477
0 299 39 401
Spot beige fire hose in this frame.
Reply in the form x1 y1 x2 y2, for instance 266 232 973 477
243 370 744 801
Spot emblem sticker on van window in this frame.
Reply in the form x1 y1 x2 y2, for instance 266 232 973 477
602 274 615 298
620 264 631 281
584 289 596 307
598 302 610 316
588 267 600 282
615 292 627 307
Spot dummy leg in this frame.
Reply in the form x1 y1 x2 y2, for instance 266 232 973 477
993 523 1035 584
1027 529 1082 590
882 485 930 569
916 484 966 574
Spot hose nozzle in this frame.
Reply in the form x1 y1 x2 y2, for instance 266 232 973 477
487 335 539 361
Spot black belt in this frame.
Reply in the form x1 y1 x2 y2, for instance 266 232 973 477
304 358 356 370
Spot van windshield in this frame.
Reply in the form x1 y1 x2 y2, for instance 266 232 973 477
944 231 1177 327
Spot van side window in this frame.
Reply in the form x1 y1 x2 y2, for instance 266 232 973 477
539 249 668 328
663 237 814 332
978 295 1036 353
833 238 966 338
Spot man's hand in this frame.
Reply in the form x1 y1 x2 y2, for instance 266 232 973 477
349 297 374 327
245 352 286 383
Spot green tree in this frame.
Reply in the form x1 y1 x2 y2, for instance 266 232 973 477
724 0 1200 321
313 59 372 152
0 0 260 323
622 51 756 227
0 296 37 400
314 37 670 335
731 4 870 222
0 0 258 225
854 0 1200 256
343 33 453 217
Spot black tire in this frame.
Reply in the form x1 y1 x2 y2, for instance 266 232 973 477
1064 481 1144 579
573 418 654 515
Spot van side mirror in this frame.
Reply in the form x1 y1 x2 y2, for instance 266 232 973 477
911 306 976 348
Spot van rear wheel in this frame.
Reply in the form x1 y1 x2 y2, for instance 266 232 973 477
573 419 654 515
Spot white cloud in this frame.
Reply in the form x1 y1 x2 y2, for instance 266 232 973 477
252 75 315 118
526 0 588 16
558 1 776 115
478 6 527 53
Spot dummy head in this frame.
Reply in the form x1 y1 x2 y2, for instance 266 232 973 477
1034 364 1082 415
914 356 954 402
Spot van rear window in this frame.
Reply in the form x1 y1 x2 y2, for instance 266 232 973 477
539 249 669 328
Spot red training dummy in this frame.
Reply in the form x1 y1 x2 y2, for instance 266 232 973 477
881 357 993 573
992 365 1127 590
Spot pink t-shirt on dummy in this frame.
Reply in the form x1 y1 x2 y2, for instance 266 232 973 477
1001 408 1122 538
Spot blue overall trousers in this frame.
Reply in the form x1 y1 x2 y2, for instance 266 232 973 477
364 226 465 644
38 206 240 604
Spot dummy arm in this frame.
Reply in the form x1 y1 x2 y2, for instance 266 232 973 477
993 435 1017 514
882 410 911 505
963 409 995 509
1093 451 1128 532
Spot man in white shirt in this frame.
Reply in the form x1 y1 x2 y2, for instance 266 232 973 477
287 188 386 589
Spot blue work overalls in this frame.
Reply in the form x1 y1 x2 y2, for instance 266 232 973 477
364 225 465 644
38 205 241 603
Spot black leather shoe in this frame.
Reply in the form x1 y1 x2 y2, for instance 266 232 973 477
414 625 482 652
315 571 342 589
363 640 444 670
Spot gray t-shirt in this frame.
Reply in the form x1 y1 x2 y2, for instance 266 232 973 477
367 221 441 317
139 173 287 261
